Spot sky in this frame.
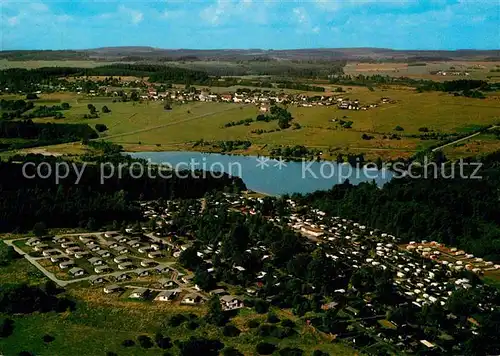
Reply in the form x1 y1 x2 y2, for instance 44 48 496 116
0 0 499 50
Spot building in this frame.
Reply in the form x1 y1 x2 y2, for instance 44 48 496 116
94 265 112 274
103 284 121 294
129 288 149 299
154 290 178 302
59 260 75 269
135 269 150 277
181 293 205 305
69 267 85 277
88 257 104 266
220 295 244 311
89 276 105 285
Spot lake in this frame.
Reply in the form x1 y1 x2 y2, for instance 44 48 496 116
130 151 393 196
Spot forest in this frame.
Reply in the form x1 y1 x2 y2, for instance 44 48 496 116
0 65 211 92
0 156 246 232
293 151 500 261
0 120 97 150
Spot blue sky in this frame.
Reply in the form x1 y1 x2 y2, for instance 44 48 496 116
0 0 498 50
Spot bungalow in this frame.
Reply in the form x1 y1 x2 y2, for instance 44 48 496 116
126 240 141 248
42 249 61 257
155 290 179 302
115 272 131 281
74 251 91 259
88 257 104 266
89 276 105 285
50 256 67 263
138 246 153 254
89 245 101 252
156 265 170 274
26 238 41 246
96 250 111 258
115 246 129 255
69 267 85 277
61 242 77 249
159 278 178 288
135 269 150 277
140 260 158 267
321 301 339 310
103 284 121 294
94 265 113 274
181 275 194 284
148 251 163 259
53 237 68 244
181 293 205 305
118 262 135 270
209 288 227 296
59 260 75 269
66 247 82 255
34 243 49 252
220 295 244 311
113 256 130 264
129 288 149 299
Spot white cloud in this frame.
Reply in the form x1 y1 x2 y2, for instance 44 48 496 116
200 0 270 26
293 7 308 24
119 5 144 25
7 15 19 26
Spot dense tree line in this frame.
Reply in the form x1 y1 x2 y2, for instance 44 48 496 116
0 156 245 232
276 81 325 92
0 65 210 92
0 120 97 141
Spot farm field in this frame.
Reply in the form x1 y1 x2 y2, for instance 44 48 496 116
0 59 117 69
10 86 498 161
344 61 500 82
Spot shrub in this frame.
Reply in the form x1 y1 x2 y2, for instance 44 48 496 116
157 337 172 349
137 335 153 349
254 299 269 314
256 342 276 355
42 334 55 343
222 346 243 356
247 319 260 328
168 314 186 327
312 351 329 356
279 347 303 356
394 125 404 131
222 324 241 337
280 319 296 328
95 124 108 132
186 320 199 330
267 312 280 323
121 339 135 347
0 318 14 337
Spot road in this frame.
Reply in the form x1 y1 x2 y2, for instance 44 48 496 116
431 125 498 152
98 104 248 141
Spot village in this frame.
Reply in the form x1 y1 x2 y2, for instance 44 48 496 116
5 192 499 355
29 76 393 113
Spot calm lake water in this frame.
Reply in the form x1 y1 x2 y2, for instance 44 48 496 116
130 151 393 196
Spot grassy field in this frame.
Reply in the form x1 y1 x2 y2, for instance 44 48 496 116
0 59 117 69
4 86 500 161
0 253 357 356
344 61 500 82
